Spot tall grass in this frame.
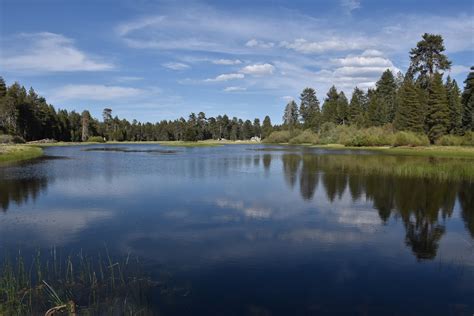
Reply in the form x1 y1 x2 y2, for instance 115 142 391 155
0 145 43 163
0 247 154 315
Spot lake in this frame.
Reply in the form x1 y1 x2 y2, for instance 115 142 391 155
1 144 473 315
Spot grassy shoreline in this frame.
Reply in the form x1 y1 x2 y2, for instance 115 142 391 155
306 144 474 159
31 139 259 147
13 140 474 159
0 145 43 164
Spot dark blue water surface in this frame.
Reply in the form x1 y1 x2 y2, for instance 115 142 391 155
1 144 473 315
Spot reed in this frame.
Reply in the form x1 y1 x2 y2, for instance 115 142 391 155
0 247 154 315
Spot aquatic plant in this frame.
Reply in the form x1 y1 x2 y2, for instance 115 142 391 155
0 247 154 315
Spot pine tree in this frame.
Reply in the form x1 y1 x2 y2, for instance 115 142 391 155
336 91 349 125
299 87 320 130
376 69 397 123
348 87 366 127
445 76 462 135
242 119 254 139
409 33 451 87
0 77 6 98
395 71 405 90
394 77 424 133
461 67 474 132
426 73 450 143
253 118 261 137
322 86 339 124
366 89 384 126
262 116 273 138
283 100 299 127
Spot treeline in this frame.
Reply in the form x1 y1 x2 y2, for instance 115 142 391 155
277 33 473 144
0 33 472 144
0 82 271 142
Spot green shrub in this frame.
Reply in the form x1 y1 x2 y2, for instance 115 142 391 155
462 131 474 146
289 129 320 144
0 134 26 144
436 134 463 146
264 129 303 143
319 122 338 144
263 130 292 143
342 127 393 147
87 136 106 143
392 131 429 147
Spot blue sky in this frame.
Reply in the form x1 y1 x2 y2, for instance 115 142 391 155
1 0 473 123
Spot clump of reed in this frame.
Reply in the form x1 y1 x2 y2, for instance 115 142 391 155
0 247 154 315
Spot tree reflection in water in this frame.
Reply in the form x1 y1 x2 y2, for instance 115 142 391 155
281 153 473 260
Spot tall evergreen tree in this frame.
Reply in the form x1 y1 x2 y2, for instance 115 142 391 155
445 76 462 135
395 71 405 90
461 67 474 132
394 77 424 133
242 120 254 139
409 33 451 87
299 87 320 130
69 111 82 142
322 86 339 124
283 100 299 127
366 89 385 126
336 91 349 125
376 69 397 122
348 87 366 127
262 116 273 138
0 77 6 98
426 73 450 143
253 118 261 137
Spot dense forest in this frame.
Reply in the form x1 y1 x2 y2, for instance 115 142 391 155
0 33 472 144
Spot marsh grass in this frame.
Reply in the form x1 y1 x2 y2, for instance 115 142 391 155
0 247 155 315
319 154 474 182
0 145 43 164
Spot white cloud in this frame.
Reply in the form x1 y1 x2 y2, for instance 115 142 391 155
116 7 473 59
224 86 246 92
115 76 144 82
245 39 275 49
449 65 471 76
205 73 245 82
340 0 361 14
240 63 275 76
116 16 165 36
213 59 242 65
331 51 400 78
1 32 114 72
163 62 190 70
361 49 385 57
51 84 143 101
280 38 365 54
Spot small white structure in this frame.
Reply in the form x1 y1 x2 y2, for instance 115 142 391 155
250 136 261 142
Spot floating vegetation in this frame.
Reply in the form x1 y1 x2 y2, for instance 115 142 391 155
0 247 156 315
84 147 178 154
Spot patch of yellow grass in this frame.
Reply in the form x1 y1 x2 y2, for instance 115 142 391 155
0 145 43 163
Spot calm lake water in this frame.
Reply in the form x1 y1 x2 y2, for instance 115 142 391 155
1 144 473 315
